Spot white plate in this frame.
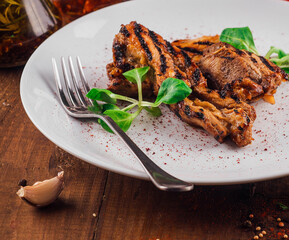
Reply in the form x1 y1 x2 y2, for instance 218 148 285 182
20 0 289 185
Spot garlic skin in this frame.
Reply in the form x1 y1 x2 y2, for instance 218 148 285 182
17 171 64 207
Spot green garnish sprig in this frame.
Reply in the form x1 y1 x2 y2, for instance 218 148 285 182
86 66 192 133
265 46 289 74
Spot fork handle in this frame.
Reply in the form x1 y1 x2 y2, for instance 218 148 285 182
99 115 194 192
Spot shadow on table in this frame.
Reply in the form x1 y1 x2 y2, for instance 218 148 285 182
35 198 75 214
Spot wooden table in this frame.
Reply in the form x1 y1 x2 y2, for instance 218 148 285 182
2 1 289 240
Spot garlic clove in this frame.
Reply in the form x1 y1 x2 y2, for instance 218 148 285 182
17 171 64 207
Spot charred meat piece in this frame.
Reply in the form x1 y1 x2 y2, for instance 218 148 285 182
198 42 288 103
172 35 220 63
174 37 288 103
107 24 194 97
107 22 256 146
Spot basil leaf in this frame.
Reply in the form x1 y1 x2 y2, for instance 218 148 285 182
220 27 259 55
100 110 135 133
154 78 192 105
144 106 162 117
86 88 117 104
265 46 287 59
122 66 150 84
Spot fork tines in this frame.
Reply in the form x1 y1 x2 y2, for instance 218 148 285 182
52 56 92 111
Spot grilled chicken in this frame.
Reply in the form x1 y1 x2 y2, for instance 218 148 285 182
198 42 288 103
173 36 288 103
172 35 219 62
107 22 256 146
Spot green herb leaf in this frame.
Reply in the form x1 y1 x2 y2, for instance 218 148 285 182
97 104 120 128
86 88 117 104
265 46 287 59
88 100 102 113
220 27 259 55
264 46 289 73
122 66 150 84
102 103 120 112
100 110 135 133
154 78 192 106
122 103 138 112
123 66 150 106
277 202 289 211
270 56 289 70
144 106 162 117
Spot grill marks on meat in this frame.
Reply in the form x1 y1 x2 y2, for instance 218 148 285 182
107 22 256 146
173 36 288 103
198 42 288 103
173 98 228 142
107 24 154 97
172 35 220 62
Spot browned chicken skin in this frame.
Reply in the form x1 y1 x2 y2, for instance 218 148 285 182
172 37 288 103
107 22 256 147
199 42 288 103
172 35 220 62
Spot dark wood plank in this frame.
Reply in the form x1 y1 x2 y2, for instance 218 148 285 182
93 173 289 240
0 68 108 240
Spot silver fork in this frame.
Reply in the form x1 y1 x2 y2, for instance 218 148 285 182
52 56 194 192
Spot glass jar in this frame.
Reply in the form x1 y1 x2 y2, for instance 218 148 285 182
0 0 62 67
51 0 127 25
